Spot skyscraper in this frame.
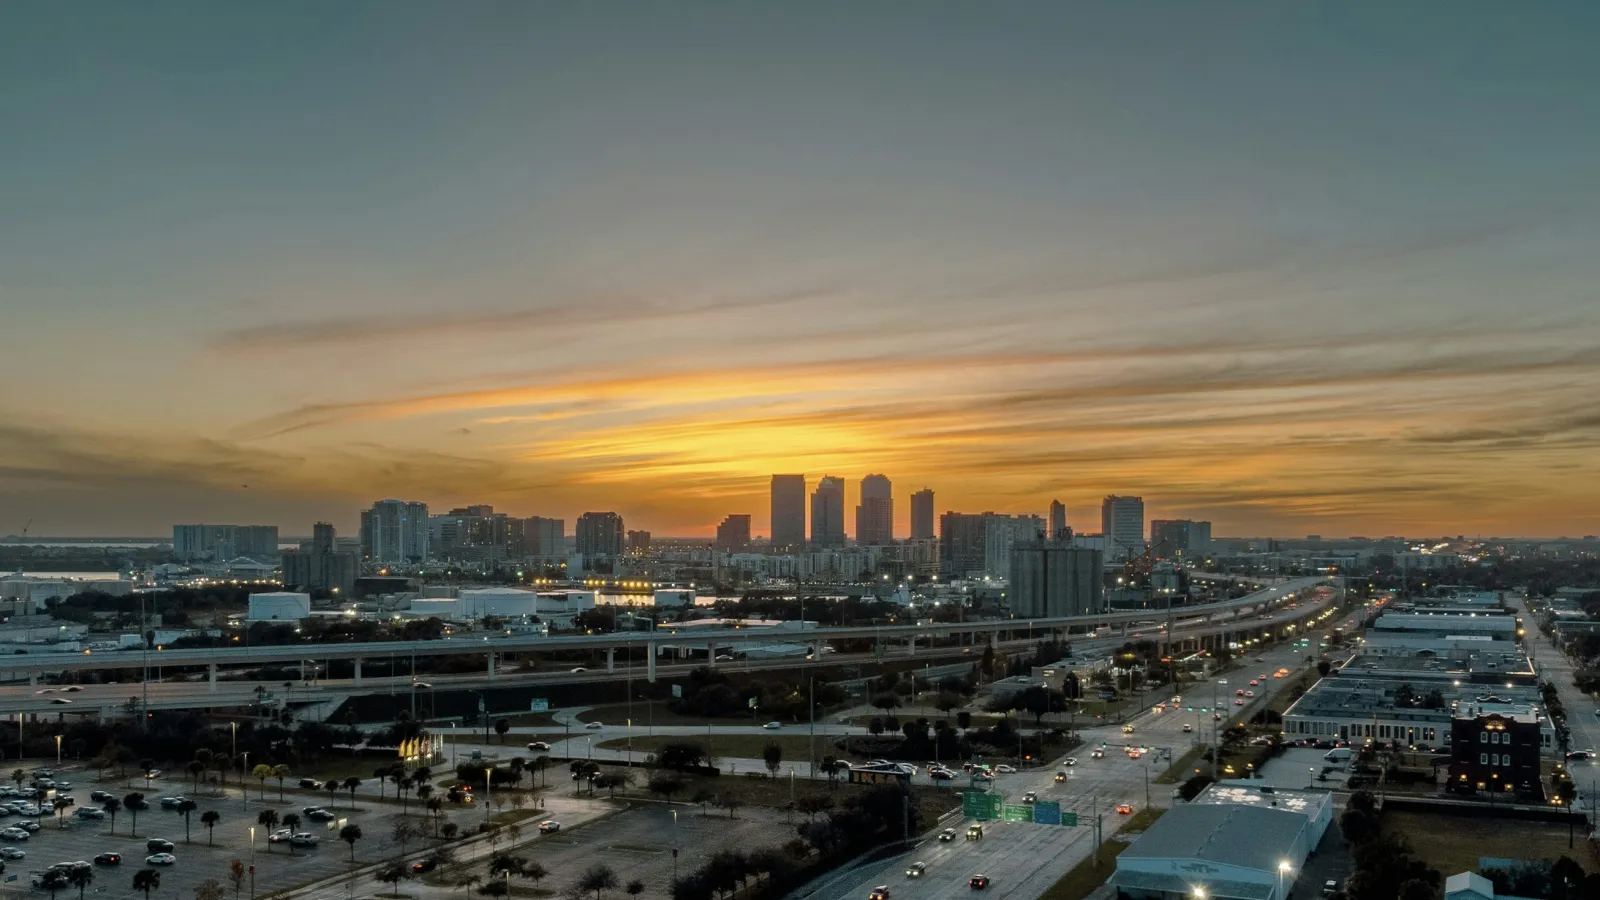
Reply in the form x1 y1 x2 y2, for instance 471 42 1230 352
811 476 846 549
910 489 935 540
939 512 989 579
172 524 280 562
518 516 565 558
855 474 894 545
1100 495 1146 560
282 522 358 596
716 515 752 552
360 500 430 563
1151 519 1213 560
1049 499 1067 540
984 513 1045 580
770 475 807 553
576 512 625 557
626 530 652 553
311 522 336 554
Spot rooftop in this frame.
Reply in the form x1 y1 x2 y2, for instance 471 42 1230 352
1191 782 1331 822
1119 803 1307 873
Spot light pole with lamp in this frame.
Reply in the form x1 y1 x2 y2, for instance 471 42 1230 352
248 826 256 900
231 721 238 758
484 767 493 818
1277 860 1291 900
54 735 61 766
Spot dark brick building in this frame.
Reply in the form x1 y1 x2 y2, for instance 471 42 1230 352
1447 712 1544 799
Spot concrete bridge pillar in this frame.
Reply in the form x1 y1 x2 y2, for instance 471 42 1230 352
208 663 218 693
487 652 497 680
352 658 363 685
27 673 37 687
606 647 616 673
706 643 717 668
646 645 657 683
907 635 916 656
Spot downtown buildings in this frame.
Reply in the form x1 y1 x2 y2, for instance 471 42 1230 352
769 475 808 553
910 488 935 540
810 476 847 549
576 511 625 558
1100 495 1146 561
172 524 279 562
360 499 431 564
280 521 358 596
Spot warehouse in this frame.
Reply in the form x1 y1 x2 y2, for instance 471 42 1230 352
247 591 312 622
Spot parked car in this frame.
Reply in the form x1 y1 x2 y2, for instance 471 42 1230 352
145 853 177 866
157 797 186 809
0 848 22 860
297 779 323 790
288 833 319 848
146 840 175 854
0 828 28 842
89 791 111 803
268 829 293 843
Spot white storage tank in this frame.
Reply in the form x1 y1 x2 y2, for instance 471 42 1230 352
248 591 312 622
457 588 540 619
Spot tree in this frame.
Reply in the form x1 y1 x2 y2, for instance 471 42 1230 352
9 770 21 790
522 862 548 891
343 776 362 809
871 694 899 715
123 793 147 836
718 791 742 819
980 644 996 677
339 823 363 861
648 772 686 804
1348 790 1378 817
956 711 973 730
934 692 962 719
189 760 206 794
103 797 121 835
391 768 409 811
201 810 221 846
626 881 645 896
495 718 511 742
327 780 341 808
763 741 783 778
376 865 409 897
174 798 198 843
228 861 245 900
68 866 93 900
132 870 160 900
140 758 156 785
1317 660 1333 677
257 810 280 851
193 878 224 900
577 864 620 900
441 822 460 840
251 764 274 800
393 819 418 857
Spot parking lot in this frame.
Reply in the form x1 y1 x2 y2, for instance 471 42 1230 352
6 771 492 900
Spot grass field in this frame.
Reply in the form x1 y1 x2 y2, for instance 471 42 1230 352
1153 745 1209 784
1035 808 1165 900
1384 810 1589 875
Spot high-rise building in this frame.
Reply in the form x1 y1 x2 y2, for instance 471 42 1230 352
939 512 990 579
576 512 625 557
172 524 280 563
855 474 894 545
626 530 652 553
910 489 935 540
770 475 807 553
1100 495 1146 561
1150 519 1213 560
282 521 358 597
1010 535 1103 617
360 500 430 564
984 514 1045 580
811 476 847 549
518 516 565 558
430 505 516 561
1049 500 1068 540
716 515 752 552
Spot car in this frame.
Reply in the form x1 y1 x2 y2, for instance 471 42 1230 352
94 853 121 866
0 848 21 860
49 699 71 705
968 875 990 890
411 859 438 874
970 771 993 783
144 770 162 779
1122 724 1135 734
1171 696 1182 704
1214 712 1224 720
584 721 603 730
1090 749 1104 759
1116 803 1133 814
1259 674 1268 680
1236 689 1246 696
18 822 38 833
965 824 984 840
288 833 319 847
145 853 177 866
297 779 323 790
1063 757 1077 766
1182 724 1193 733
763 722 782 730
938 828 957 843
267 829 293 843
538 821 561 834
146 840 175 854
930 769 955 781
31 873 65 890
1244 690 1255 698
158 797 186 809
62 686 82 693
0 829 27 842
305 809 337 821
527 742 551 751
1323 880 1339 896
55 797 74 808
33 779 54 789
1022 792 1037 804
35 689 55 695
1249 680 1259 686
89 791 111 803
993 765 1016 774
1128 750 1143 760
1054 772 1066 783
1235 699 1245 706
869 886 890 900
570 667 588 673
905 862 926 878
54 781 71 789
1567 750 1595 760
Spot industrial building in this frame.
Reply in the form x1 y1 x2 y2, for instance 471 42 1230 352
1008 536 1103 617
247 591 312 622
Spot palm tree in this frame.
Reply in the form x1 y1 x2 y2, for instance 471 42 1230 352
251 765 273 801
132 870 160 900
174 799 198 843
139 759 155 787
326 781 340 809
10 770 22 791
102 797 121 835
68 866 93 900
201 810 221 846
53 797 71 829
281 813 301 855
257 810 279 852
389 769 407 811
426 797 443 835
123 793 146 836
272 764 291 801
212 754 231 791
188 760 206 793
343 776 362 809
339 823 362 862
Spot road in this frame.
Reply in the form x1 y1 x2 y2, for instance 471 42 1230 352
1514 595 1600 805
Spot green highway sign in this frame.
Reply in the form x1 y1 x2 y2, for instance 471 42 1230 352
1003 805 1032 822
961 792 1005 820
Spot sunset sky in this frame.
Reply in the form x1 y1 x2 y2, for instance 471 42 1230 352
3 2 1599 539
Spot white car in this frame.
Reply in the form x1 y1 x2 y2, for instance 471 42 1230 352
267 829 293 843
146 853 177 865
538 821 561 834
993 765 1017 774
584 721 603 730
0 828 28 841
527 742 551 751
763 722 782 730
0 847 21 860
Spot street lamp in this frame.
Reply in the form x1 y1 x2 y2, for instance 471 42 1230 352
1193 888 1207 900
484 766 493 818
231 721 238 758
54 735 61 765
1277 860 1291 899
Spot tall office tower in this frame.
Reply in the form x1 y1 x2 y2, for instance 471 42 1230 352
1150 519 1213 560
311 522 336 554
519 516 565 558
1049 500 1068 540
811 476 847 549
1100 495 1146 561
172 524 280 562
855 474 894 545
360 500 431 564
910 489 936 540
430 506 516 560
770 475 807 553
1010 536 1103 617
576 512 625 557
984 514 1045 580
626 530 652 553
939 512 990 579
716 515 752 552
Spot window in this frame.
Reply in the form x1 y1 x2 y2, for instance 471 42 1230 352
1480 753 1488 765
1480 731 1488 743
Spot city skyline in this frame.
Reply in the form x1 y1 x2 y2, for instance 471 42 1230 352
4 3 1600 538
